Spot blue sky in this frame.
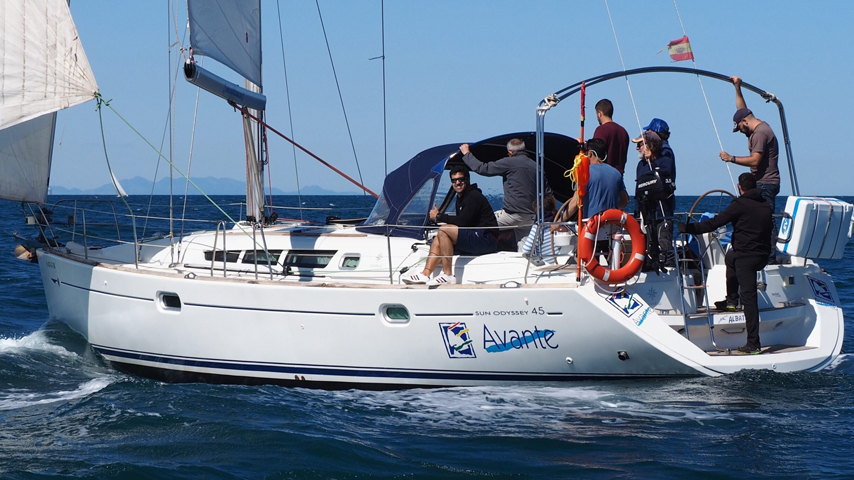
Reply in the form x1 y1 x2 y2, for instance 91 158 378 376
54 1 854 196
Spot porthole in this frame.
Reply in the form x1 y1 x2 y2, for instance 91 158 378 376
381 304 410 323
158 292 182 311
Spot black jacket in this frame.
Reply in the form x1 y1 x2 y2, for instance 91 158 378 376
683 188 773 258
437 183 498 229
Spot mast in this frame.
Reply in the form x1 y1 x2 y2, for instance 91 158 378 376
244 79 265 223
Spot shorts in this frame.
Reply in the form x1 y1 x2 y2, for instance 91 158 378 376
454 229 498 256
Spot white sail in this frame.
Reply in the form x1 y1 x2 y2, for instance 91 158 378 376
187 0 262 86
0 113 56 203
0 0 99 203
109 170 128 198
0 0 98 130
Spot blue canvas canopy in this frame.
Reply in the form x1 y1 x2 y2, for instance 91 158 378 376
358 132 580 239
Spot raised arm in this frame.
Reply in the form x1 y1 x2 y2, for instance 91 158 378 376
733 76 747 110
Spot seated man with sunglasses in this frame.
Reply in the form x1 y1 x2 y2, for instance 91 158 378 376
403 166 498 286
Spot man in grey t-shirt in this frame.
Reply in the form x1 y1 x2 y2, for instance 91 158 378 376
460 138 546 244
719 76 779 263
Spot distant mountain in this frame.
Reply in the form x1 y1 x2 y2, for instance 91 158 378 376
50 177 361 196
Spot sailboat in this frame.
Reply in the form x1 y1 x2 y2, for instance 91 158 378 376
3 0 852 388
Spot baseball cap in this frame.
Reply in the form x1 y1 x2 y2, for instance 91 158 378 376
643 118 669 133
732 108 752 132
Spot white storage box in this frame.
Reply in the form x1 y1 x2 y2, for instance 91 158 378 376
777 196 853 259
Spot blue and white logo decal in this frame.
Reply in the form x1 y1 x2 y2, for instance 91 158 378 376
608 292 643 317
608 292 650 326
440 322 476 359
807 276 835 305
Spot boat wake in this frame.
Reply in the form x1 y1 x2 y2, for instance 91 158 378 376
0 330 76 358
0 330 120 412
321 384 756 435
828 353 854 374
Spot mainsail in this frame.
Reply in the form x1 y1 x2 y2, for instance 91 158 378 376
186 0 266 222
0 0 98 203
187 0 262 86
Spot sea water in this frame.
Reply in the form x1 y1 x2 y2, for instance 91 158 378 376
1 195 852 479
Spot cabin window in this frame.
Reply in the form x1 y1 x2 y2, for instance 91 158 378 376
340 255 360 269
242 249 283 264
397 179 436 226
283 250 337 269
204 250 240 262
364 195 390 226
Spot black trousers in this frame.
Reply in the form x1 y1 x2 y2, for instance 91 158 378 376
724 250 768 348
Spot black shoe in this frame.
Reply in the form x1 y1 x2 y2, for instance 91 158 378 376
714 300 740 312
737 344 762 354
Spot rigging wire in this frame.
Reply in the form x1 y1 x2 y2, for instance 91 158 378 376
315 0 369 206
602 0 643 136
378 0 393 284
95 97 139 268
276 1 303 220
671 0 737 192
96 94 252 237
143 2 192 241
602 0 669 222
236 106 378 198
167 1 175 262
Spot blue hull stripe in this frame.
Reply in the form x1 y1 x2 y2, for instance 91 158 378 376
183 302 374 316
92 344 682 382
61 281 152 302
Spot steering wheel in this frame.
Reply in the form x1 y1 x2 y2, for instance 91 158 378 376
687 189 737 221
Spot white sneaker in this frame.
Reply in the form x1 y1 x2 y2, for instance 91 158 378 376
402 273 429 284
427 273 456 286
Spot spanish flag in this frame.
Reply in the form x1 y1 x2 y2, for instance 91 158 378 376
667 36 694 62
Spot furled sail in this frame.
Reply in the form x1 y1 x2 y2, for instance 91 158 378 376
187 0 262 86
0 0 99 203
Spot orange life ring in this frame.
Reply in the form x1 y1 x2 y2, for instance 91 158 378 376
578 209 646 284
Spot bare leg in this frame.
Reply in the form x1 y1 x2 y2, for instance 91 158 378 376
437 225 458 274
422 236 443 276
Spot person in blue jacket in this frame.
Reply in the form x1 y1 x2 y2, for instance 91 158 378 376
633 130 676 271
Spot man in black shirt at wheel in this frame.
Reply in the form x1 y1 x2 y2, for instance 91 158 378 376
678 173 773 354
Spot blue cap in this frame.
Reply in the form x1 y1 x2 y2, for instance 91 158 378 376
643 118 669 134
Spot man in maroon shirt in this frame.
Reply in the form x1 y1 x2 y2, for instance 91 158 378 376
592 99 630 175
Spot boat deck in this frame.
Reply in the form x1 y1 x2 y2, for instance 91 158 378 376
706 345 817 356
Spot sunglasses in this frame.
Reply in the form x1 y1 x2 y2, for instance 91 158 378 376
451 177 467 184
635 142 643 149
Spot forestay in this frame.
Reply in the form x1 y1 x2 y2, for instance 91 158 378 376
0 0 98 203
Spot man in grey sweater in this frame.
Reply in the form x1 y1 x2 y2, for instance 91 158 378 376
459 138 544 244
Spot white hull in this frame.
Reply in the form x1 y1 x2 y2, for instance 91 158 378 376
36 226 844 388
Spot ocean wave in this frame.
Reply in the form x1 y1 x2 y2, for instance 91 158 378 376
0 377 114 411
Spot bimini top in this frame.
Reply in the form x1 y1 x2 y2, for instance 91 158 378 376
358 132 580 239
